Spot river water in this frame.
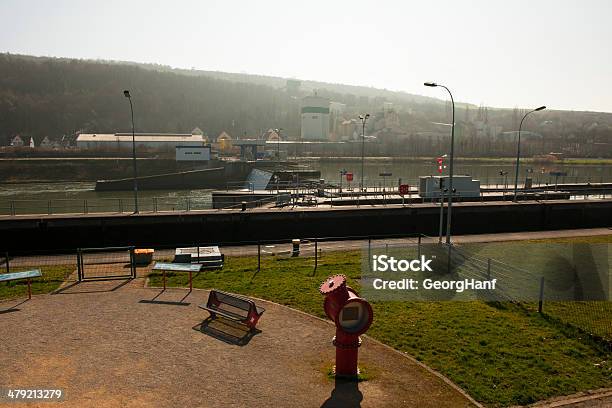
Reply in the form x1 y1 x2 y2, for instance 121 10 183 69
1 159 610 215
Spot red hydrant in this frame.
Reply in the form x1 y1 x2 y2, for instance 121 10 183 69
320 274 373 377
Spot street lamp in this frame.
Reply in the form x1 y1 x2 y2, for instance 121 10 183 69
358 114 370 191
123 90 139 214
513 106 546 201
274 128 283 169
424 82 455 245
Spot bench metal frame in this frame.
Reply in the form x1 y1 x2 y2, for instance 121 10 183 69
0 269 42 299
200 289 265 329
152 262 202 291
77 246 136 282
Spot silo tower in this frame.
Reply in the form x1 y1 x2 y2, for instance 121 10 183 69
301 95 330 141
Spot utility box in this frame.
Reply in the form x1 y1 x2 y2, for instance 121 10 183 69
419 175 480 199
174 246 224 268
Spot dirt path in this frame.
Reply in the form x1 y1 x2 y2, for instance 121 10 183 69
0 282 477 408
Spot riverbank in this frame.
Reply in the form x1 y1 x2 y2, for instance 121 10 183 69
305 156 612 165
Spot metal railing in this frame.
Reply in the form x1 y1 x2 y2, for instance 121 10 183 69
0 196 213 216
1 178 610 216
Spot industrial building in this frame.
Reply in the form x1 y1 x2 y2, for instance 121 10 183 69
76 133 205 151
301 95 330 141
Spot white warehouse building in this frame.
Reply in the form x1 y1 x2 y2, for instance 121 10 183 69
301 95 330 140
76 133 205 151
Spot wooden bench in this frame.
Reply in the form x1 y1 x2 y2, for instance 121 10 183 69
0 269 42 299
199 290 265 329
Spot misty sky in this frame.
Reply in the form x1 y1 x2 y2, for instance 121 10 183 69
1 0 611 113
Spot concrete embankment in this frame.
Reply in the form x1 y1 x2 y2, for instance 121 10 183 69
0 200 610 251
0 157 186 182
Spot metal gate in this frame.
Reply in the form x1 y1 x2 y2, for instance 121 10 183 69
77 246 136 281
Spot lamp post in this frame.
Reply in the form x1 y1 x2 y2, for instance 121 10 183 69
123 90 138 214
513 106 546 201
274 128 283 169
424 82 455 245
358 114 370 191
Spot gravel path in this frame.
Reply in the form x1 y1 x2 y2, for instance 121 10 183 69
0 280 477 408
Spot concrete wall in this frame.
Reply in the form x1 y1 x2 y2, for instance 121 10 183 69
1 200 610 251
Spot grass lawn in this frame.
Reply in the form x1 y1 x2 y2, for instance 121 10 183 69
455 235 611 341
0 265 73 300
149 249 611 407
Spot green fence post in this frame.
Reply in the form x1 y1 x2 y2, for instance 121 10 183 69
77 249 82 281
130 246 136 279
313 238 318 275
538 277 545 313
257 243 261 273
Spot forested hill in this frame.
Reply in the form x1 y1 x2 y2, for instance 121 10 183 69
1 53 612 154
0 53 308 144
0 53 443 145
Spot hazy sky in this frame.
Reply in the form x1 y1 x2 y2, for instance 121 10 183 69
1 0 611 112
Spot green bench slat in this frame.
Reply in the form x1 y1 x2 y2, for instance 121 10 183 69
152 262 203 272
0 269 42 282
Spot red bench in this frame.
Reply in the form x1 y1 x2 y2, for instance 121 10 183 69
199 290 265 330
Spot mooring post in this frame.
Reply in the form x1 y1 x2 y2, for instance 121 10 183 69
538 276 545 313
417 235 422 259
5 251 9 274
487 258 491 280
257 243 261 273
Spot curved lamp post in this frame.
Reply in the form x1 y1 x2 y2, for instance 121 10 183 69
358 114 370 190
123 90 139 214
513 106 546 201
424 82 455 245
274 128 283 170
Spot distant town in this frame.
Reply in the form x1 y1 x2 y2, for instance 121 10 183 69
1 54 611 160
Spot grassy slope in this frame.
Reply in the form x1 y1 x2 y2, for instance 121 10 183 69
456 235 611 341
150 250 611 407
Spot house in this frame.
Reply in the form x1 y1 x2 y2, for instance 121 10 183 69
10 135 24 147
40 136 53 148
